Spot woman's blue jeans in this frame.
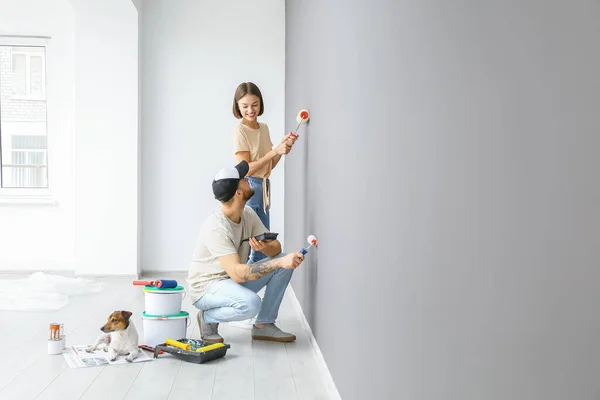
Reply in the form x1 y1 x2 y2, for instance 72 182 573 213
246 176 270 263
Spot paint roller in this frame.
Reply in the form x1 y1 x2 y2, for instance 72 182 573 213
165 338 191 351
289 109 310 139
132 279 178 289
195 343 225 353
299 234 318 255
165 338 225 353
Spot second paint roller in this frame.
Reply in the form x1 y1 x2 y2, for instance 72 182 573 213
300 235 318 255
289 109 309 139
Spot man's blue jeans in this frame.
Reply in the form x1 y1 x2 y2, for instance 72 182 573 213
193 253 292 325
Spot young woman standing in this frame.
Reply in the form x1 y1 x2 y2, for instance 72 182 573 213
231 82 296 263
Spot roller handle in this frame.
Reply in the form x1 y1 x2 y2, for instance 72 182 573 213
139 344 164 354
300 248 308 255
133 280 156 287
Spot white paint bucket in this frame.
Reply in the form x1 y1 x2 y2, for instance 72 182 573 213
143 285 186 316
141 311 189 347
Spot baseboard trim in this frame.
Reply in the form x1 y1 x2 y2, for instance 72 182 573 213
0 270 139 280
75 274 138 279
140 270 188 275
287 286 342 400
0 269 73 276
0 261 75 272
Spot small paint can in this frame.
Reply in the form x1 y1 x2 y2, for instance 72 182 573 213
49 322 63 340
47 336 65 355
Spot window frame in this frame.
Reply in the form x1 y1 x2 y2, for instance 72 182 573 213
0 35 54 204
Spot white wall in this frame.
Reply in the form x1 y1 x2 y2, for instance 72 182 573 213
69 0 138 276
0 0 284 275
132 0 143 276
0 0 76 270
141 0 286 272
0 0 139 276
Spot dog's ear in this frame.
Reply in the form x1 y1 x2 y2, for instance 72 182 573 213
121 310 132 320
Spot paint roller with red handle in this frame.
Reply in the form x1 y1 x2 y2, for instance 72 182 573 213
132 279 178 288
289 109 310 139
299 235 318 255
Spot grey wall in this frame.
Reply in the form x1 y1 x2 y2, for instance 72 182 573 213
284 1 600 399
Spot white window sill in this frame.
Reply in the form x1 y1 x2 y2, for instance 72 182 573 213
9 95 46 101
0 189 56 204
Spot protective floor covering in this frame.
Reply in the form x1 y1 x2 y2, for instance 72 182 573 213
0 272 103 311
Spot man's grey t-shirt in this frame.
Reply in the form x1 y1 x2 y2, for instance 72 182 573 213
187 206 267 304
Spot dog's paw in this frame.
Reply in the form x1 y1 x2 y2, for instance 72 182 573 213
107 349 118 361
125 351 137 363
103 347 108 352
85 346 96 353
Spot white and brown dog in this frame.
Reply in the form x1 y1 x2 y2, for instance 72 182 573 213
86 310 139 362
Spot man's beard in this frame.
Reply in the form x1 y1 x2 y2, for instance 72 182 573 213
242 188 255 201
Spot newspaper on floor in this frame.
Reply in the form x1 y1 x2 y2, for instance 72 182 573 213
62 344 154 368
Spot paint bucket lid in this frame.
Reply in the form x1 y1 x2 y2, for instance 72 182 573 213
141 311 189 320
143 285 184 293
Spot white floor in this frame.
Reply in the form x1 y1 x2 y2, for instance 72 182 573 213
0 272 335 400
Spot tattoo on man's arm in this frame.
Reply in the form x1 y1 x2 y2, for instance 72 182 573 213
235 261 277 282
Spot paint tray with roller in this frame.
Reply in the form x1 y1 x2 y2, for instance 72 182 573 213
153 338 230 364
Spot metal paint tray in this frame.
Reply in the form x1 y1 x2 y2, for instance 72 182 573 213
153 338 230 364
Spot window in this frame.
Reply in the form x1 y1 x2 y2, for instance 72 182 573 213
7 135 48 188
0 41 48 190
11 47 46 100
